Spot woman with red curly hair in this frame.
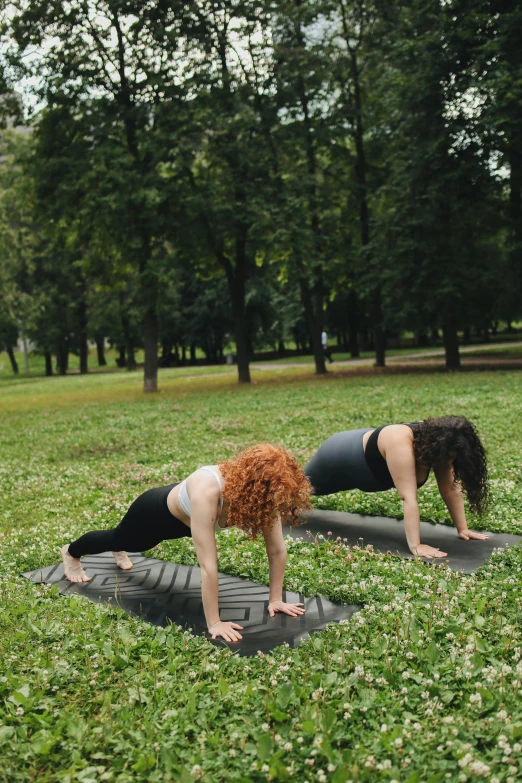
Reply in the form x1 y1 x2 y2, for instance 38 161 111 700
61 444 312 642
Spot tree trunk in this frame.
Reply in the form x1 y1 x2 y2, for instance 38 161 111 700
116 344 126 368
509 136 522 293
143 308 158 392
96 335 107 366
190 342 196 364
221 235 251 383
56 340 68 375
120 307 136 371
79 341 88 374
45 352 53 377
347 292 360 357
430 328 439 346
443 320 460 369
298 277 327 374
338 12 381 368
78 290 88 375
6 345 19 374
230 293 251 383
373 288 386 367
126 343 136 371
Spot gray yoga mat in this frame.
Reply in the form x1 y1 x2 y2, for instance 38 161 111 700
285 510 522 573
23 553 361 657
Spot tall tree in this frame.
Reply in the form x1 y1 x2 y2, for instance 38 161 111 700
8 0 190 391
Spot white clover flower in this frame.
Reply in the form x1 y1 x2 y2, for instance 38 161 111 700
458 753 473 769
469 760 490 776
274 734 282 743
402 670 410 680
16 707 24 716
327 764 336 772
297 736 303 744
284 742 292 751
261 764 269 773
380 724 387 733
394 737 403 748
497 709 508 720
190 765 202 777
261 723 269 732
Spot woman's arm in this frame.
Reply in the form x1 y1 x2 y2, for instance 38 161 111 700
190 486 244 642
263 520 305 618
383 427 448 559
434 463 489 541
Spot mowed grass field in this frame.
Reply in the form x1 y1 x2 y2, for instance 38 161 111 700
1 368 521 783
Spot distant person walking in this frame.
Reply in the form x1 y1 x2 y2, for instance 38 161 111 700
322 331 334 363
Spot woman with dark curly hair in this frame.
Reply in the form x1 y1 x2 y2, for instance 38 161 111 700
61 444 312 642
305 416 490 560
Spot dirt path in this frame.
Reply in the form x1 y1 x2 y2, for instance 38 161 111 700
250 340 522 371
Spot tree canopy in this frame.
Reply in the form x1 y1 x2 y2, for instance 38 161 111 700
0 0 519 387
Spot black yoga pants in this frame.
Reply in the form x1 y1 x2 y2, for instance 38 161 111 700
68 483 190 558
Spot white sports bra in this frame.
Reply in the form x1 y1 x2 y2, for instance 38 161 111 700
178 466 231 531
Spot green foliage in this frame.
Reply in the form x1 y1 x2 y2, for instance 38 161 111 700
1 370 522 780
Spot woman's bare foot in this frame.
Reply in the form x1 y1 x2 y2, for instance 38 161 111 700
112 551 133 570
61 544 91 583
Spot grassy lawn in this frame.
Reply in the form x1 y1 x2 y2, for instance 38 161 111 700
0 349 233 382
1 369 521 782
463 346 522 359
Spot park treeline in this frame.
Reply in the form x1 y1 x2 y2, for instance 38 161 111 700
0 1 520 388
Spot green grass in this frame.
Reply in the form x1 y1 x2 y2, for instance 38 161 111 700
0 348 233 381
1 369 522 782
463 345 522 359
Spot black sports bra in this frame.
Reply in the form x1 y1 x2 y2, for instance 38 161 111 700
364 422 430 491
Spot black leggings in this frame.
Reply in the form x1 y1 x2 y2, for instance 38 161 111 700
68 483 190 558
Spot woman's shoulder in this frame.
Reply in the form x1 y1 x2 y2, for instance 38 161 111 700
187 466 222 497
380 423 416 442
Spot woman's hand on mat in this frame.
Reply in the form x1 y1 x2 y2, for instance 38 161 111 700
268 601 306 618
208 621 243 642
411 544 448 559
458 529 490 541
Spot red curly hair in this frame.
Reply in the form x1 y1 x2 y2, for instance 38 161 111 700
218 444 312 538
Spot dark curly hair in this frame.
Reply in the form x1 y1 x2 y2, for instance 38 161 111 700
412 416 490 515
